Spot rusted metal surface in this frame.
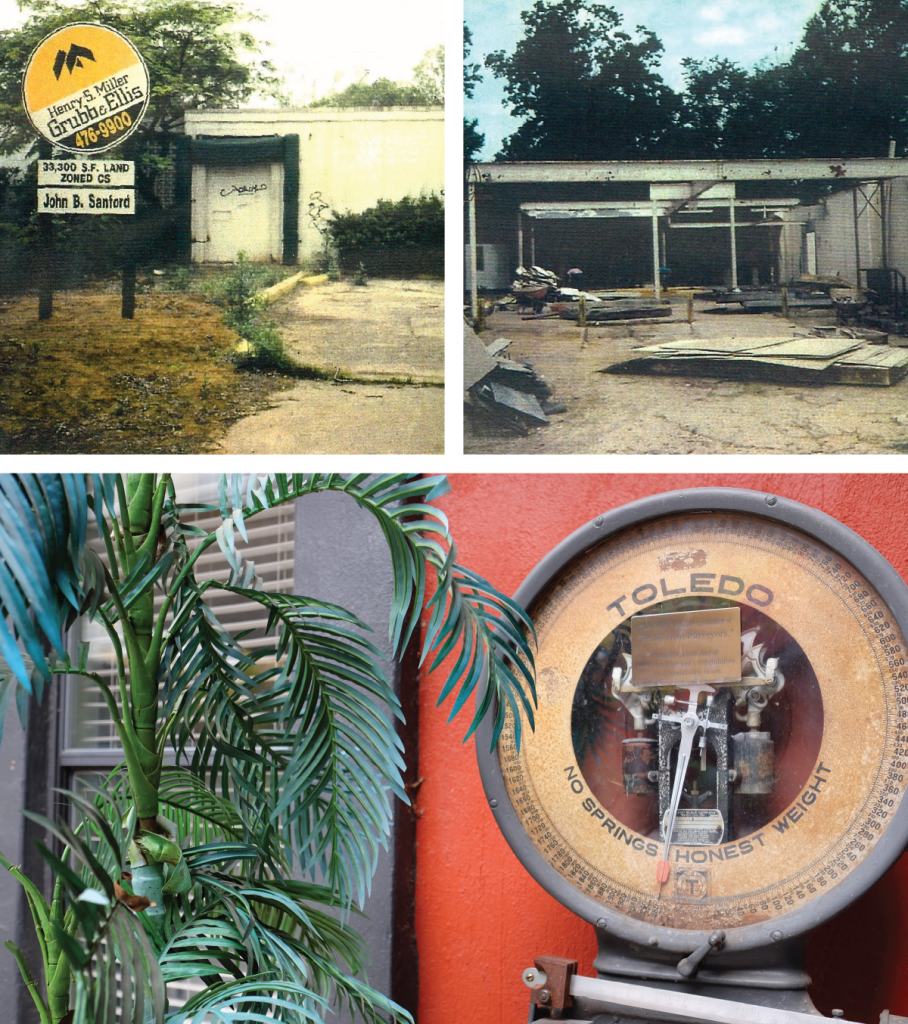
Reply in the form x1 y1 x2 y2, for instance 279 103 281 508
531 955 577 1010
622 738 658 796
733 732 775 794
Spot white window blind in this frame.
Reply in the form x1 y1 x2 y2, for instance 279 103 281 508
64 475 296 753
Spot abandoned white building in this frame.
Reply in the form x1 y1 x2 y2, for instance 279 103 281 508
172 107 443 264
464 158 908 310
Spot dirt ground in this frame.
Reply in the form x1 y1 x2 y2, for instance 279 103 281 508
0 289 293 454
465 297 908 454
0 277 443 454
215 278 444 454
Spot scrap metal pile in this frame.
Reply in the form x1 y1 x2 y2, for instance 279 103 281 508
606 327 908 386
508 264 673 323
704 280 837 313
463 323 566 434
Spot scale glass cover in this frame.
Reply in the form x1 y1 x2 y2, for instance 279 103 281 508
477 489 908 954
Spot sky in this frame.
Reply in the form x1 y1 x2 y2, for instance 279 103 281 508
0 0 443 105
465 0 826 159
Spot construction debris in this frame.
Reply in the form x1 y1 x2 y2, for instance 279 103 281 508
512 265 560 313
463 322 566 433
605 334 908 386
555 301 672 323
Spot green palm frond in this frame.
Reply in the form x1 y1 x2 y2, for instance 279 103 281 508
24 791 166 1024
170 978 323 1024
161 592 264 766
157 868 409 1024
162 589 404 906
0 474 89 689
213 474 537 747
157 767 245 847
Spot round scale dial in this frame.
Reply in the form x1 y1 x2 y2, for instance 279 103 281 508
479 491 908 951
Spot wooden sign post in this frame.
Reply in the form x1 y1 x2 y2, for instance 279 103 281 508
22 23 149 319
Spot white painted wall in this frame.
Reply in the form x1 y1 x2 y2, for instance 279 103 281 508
184 108 443 262
464 243 510 291
882 177 908 283
813 183 885 284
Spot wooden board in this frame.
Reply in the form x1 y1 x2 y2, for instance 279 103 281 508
643 336 798 354
743 337 861 359
826 345 908 385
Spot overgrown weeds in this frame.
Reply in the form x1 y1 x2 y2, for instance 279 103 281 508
209 255 297 371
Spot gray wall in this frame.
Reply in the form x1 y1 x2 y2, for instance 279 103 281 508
0 695 27 1005
294 491 401 1016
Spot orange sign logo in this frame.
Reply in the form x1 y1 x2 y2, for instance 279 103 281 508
22 23 149 154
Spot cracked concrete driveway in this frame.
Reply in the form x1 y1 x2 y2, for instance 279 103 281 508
217 278 443 454
274 278 443 384
465 299 908 454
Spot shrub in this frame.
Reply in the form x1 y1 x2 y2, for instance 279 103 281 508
327 193 444 278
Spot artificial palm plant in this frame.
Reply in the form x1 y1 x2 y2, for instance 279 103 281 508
0 473 536 1024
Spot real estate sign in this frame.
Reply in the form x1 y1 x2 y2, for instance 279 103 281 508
37 158 136 214
22 23 149 155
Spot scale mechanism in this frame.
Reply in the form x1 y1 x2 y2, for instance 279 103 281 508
477 489 908 1024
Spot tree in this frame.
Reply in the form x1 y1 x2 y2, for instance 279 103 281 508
773 0 908 158
311 46 444 108
464 24 484 164
413 45 445 106
0 0 281 192
677 0 908 160
310 77 427 108
0 473 536 1024
675 57 789 159
485 0 680 160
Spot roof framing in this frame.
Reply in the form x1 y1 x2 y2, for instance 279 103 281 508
520 199 802 218
474 158 908 183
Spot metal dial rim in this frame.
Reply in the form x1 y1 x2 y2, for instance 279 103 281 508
475 486 908 954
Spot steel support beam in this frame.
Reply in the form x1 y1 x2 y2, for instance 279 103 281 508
520 199 802 213
729 192 738 290
468 182 478 324
853 187 862 282
651 200 662 303
475 158 908 184
517 210 524 269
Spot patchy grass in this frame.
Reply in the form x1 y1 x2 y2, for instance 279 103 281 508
0 290 297 453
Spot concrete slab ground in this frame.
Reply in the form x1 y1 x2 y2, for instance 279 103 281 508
215 379 443 454
465 298 908 455
217 277 443 454
274 279 444 384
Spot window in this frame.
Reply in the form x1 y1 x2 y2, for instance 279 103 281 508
62 474 296 762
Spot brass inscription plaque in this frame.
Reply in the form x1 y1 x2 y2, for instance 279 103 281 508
497 511 908 931
631 607 742 688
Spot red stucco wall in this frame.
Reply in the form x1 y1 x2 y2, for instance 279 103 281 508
416 475 908 1024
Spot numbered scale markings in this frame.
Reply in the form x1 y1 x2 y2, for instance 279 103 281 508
492 508 908 934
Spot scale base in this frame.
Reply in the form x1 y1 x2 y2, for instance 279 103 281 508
529 977 823 1024
529 980 823 1024
527 930 828 1024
